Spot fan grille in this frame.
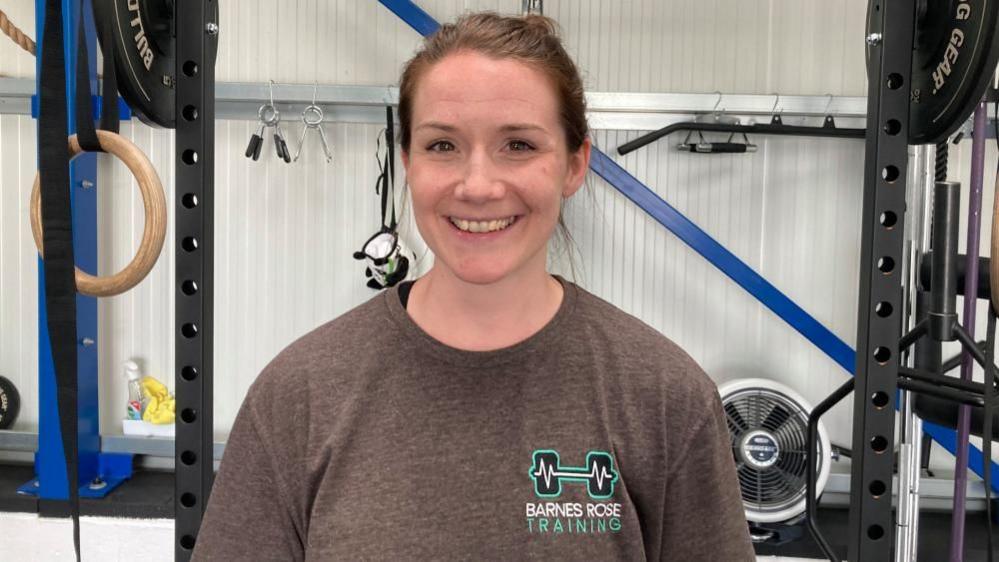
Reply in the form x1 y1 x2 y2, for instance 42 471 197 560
723 388 815 517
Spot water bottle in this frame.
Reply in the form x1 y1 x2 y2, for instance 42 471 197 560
123 360 144 420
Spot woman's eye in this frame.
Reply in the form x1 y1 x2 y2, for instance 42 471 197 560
427 140 455 152
508 140 534 152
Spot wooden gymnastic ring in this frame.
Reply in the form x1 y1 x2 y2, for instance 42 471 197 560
30 131 167 297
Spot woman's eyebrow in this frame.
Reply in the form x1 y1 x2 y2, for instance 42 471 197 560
414 121 457 133
499 124 546 133
413 122 548 134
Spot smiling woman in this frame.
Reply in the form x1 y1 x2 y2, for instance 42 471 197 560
399 45 590 351
192 12 755 562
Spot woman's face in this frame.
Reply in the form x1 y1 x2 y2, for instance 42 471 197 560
402 50 590 286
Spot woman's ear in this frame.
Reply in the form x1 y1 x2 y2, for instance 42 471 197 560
562 137 591 198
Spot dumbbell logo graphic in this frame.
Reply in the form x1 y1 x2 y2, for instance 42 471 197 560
529 449 619 500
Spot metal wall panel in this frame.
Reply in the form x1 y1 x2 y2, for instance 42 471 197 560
0 0 889 447
93 119 431 440
0 115 40 432
3 116 870 444
0 3 35 78
211 0 869 95
550 0 867 96
556 130 865 450
1 1 869 95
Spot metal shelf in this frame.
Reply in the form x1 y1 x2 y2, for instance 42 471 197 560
0 77 869 129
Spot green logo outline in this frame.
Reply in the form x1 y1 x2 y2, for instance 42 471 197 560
528 449 619 500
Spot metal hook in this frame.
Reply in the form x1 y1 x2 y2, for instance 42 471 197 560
823 93 834 115
311 81 318 106
770 93 781 115
522 0 543 15
259 80 280 126
712 91 723 114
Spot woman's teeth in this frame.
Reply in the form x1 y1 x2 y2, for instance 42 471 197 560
449 216 517 233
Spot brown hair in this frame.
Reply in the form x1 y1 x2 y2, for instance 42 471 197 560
397 12 589 154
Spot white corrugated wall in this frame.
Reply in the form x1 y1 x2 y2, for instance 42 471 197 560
3 0 995 474
0 0 870 93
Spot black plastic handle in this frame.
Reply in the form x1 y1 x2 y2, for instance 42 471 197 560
245 134 262 159
276 135 291 163
273 133 286 161
682 142 750 154
252 135 263 161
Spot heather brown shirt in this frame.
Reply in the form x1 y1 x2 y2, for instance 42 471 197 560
193 276 754 561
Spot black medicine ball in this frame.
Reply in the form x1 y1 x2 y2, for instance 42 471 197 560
0 376 20 429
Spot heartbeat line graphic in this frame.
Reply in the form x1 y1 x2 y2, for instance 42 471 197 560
532 459 615 490
529 450 618 499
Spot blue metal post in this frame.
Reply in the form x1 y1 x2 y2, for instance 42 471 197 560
24 0 129 503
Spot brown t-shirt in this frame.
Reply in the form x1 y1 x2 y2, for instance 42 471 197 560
192 276 754 561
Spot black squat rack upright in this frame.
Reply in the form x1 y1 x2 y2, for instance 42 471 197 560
174 1 215 559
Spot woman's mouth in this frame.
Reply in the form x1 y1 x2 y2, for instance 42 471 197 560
447 215 520 234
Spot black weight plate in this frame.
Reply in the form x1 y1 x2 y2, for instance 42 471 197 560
93 0 219 129
868 0 999 144
0 376 20 429
911 0 999 143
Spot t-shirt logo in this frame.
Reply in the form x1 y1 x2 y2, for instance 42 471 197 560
525 449 623 535
529 449 618 499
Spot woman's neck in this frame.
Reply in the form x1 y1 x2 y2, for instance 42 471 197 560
407 265 564 351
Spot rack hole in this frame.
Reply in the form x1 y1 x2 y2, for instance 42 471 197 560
869 480 887 498
181 323 199 339
180 493 197 508
182 105 199 121
182 150 199 165
878 256 895 274
180 451 197 466
872 391 890 408
871 435 889 453
880 211 897 228
180 535 196 550
182 237 199 252
875 301 893 317
183 61 199 77
868 524 885 540
181 280 199 295
884 119 901 135
182 193 199 208
873 346 891 364
882 165 900 182
181 408 197 423
181 366 199 381
886 73 903 90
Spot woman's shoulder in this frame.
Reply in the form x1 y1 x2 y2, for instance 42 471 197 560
245 291 395 400
568 282 719 405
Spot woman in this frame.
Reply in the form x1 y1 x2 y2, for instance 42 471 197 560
194 12 753 561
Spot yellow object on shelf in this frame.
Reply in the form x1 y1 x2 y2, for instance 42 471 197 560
141 375 175 424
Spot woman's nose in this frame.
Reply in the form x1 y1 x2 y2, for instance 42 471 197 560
455 150 506 201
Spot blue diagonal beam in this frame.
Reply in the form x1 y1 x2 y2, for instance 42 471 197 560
590 150 856 373
590 149 999 493
378 0 439 36
378 0 999 493
591 148 831 354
